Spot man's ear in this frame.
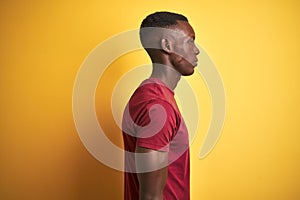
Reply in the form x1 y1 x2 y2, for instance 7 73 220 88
161 38 172 54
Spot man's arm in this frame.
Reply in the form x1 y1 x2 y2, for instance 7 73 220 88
135 146 168 200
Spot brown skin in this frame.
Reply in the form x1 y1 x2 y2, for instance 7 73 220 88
136 20 199 200
136 146 168 200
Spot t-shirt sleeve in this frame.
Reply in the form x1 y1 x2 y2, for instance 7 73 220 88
135 101 178 152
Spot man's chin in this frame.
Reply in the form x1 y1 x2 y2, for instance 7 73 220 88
182 69 195 76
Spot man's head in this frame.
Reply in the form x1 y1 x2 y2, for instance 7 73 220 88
140 11 188 29
140 11 200 76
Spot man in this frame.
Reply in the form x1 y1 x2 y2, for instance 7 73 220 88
122 11 199 200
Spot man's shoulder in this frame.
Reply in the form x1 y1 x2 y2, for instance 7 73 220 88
135 80 165 95
131 79 173 102
130 86 173 110
126 78 180 120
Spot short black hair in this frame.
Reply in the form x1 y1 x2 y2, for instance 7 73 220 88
140 11 188 49
140 11 188 28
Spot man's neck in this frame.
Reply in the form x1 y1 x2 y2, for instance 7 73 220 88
150 63 181 90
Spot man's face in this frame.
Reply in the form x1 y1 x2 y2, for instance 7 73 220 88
169 21 200 76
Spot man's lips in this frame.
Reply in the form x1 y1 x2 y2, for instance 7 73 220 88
193 58 198 66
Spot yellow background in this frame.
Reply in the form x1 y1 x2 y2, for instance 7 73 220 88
1 0 300 199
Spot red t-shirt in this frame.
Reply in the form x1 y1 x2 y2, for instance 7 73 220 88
122 78 190 200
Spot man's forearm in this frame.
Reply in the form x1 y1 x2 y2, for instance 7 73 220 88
136 146 168 200
139 191 163 200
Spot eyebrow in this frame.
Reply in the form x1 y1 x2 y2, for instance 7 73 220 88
188 34 195 40
188 32 195 40
183 32 195 39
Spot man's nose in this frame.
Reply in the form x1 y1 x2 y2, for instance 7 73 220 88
195 46 200 55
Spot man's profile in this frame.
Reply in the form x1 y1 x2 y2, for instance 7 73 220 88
122 11 199 200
